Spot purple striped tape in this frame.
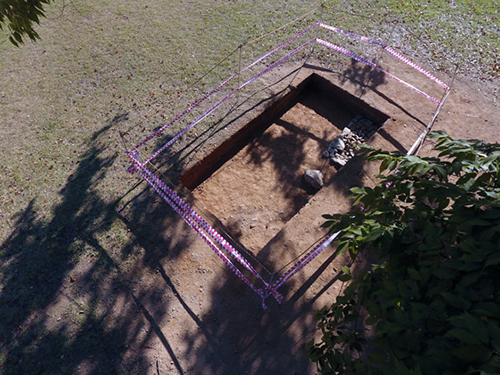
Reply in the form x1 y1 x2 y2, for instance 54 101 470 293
127 151 268 300
316 38 441 103
133 23 319 153
143 38 316 165
127 151 284 303
272 231 340 291
125 22 451 306
318 23 449 89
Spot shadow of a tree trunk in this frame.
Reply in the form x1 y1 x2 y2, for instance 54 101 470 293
0 117 193 374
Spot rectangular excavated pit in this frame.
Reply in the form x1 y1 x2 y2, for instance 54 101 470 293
181 73 389 252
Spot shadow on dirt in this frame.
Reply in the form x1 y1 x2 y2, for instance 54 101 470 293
340 58 386 95
0 114 193 374
175 245 346 374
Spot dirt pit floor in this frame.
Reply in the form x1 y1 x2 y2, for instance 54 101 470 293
187 73 390 262
191 79 359 252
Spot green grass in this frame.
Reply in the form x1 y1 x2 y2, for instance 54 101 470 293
0 0 498 373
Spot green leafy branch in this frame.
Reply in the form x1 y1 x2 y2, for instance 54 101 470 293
309 131 500 375
0 0 52 45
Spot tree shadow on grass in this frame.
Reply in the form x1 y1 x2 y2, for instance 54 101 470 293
0 115 194 374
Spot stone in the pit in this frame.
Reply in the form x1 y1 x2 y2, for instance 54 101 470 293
304 169 324 189
341 127 352 136
328 135 345 155
330 155 347 167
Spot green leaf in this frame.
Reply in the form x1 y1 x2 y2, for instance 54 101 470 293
321 220 335 228
365 316 379 325
434 165 448 180
450 345 492 364
336 241 349 255
448 313 489 344
350 186 365 195
441 292 472 310
339 274 353 282
380 157 391 173
341 265 351 275
445 328 482 345
407 267 421 281
485 252 500 267
472 302 500 319
478 354 500 374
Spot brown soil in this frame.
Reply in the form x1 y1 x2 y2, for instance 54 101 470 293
191 80 349 252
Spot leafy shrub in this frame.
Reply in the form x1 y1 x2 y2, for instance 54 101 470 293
0 0 51 45
308 131 500 375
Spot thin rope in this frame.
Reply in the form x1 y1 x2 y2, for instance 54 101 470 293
275 235 325 276
243 4 322 46
120 46 242 139
122 11 457 306
120 4 323 141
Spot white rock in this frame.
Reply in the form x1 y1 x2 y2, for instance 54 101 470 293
331 155 347 167
341 127 352 136
330 136 345 151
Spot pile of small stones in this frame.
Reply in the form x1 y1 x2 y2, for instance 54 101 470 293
324 115 378 167
302 115 379 190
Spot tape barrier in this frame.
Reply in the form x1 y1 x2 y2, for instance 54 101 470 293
318 23 449 89
133 22 448 164
133 22 449 159
125 22 451 307
319 22 385 47
132 23 320 153
272 231 340 291
143 38 316 166
383 46 449 89
126 151 283 305
316 38 441 104
126 151 274 302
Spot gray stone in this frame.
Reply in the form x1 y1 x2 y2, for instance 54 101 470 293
330 136 345 152
304 169 324 189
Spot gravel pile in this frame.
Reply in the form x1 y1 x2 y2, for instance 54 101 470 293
324 115 377 167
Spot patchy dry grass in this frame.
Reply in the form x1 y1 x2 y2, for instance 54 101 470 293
0 0 498 373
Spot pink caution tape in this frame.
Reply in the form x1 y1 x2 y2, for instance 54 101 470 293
133 22 319 153
127 152 270 301
134 23 448 164
316 38 441 104
318 23 449 89
272 231 340 291
127 151 283 305
133 22 449 159
143 38 316 166
383 46 449 89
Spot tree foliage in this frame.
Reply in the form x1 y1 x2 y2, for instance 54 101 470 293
308 131 500 375
0 0 51 46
